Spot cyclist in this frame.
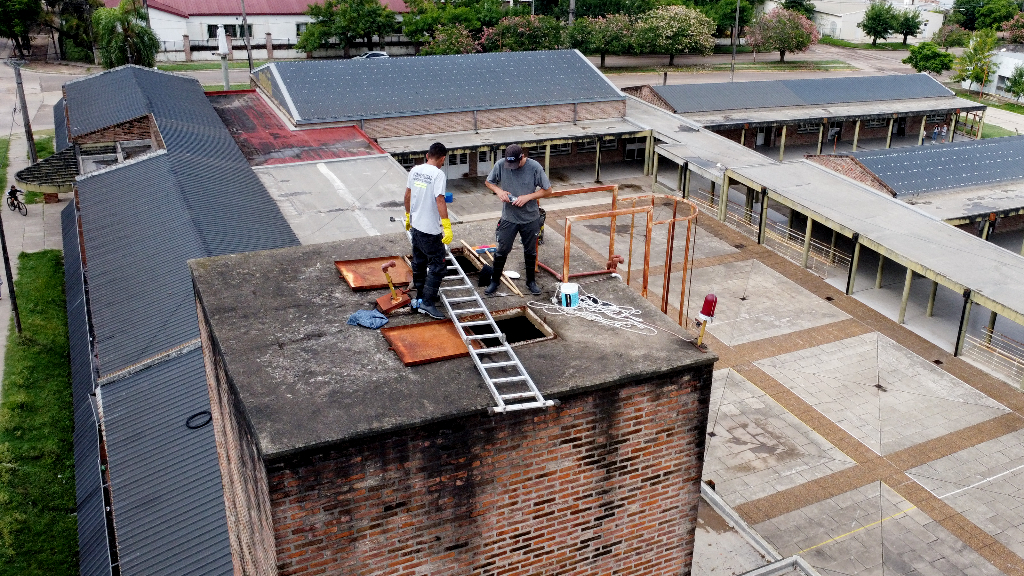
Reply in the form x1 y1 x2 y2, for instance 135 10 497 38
8 186 20 202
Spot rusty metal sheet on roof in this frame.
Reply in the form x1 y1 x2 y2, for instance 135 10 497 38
335 257 411 290
381 319 469 366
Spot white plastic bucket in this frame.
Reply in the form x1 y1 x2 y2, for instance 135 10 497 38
559 283 580 308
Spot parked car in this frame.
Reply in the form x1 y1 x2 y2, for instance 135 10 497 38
355 51 389 59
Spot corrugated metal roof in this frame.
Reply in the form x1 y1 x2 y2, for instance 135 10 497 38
62 202 113 576
98 349 233 576
653 74 953 114
851 135 1024 196
64 68 152 137
257 50 623 123
54 99 70 153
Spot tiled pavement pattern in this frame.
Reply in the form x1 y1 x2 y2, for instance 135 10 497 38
531 195 1024 575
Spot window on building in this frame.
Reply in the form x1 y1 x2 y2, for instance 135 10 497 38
447 152 469 166
478 150 489 163
925 113 947 123
796 122 821 134
297 23 308 37
548 143 572 156
863 118 888 129
207 24 253 39
577 138 618 152
399 155 424 170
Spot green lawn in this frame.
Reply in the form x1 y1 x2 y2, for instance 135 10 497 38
158 60 267 71
0 138 8 193
981 123 1018 138
952 90 1024 116
819 36 910 50
0 250 77 576
603 59 855 74
31 136 54 163
203 83 252 92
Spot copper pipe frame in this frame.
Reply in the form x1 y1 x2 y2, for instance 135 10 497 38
537 184 620 276
563 205 654 297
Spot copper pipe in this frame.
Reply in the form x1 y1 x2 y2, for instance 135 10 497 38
678 218 693 326
642 209 653 298
562 206 654 284
609 184 618 263
661 199 678 314
546 184 617 198
626 197 636 286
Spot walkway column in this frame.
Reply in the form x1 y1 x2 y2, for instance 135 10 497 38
643 133 653 175
980 217 991 240
594 139 602 183
898 268 913 324
266 32 274 60
885 117 894 149
852 120 861 151
846 233 861 295
757 189 769 244
544 143 551 175
1020 235 1024 256
801 215 814 268
816 124 824 155
709 181 716 204
918 116 926 146
829 230 838 265
676 164 683 193
954 289 973 356
875 255 885 289
183 35 192 62
926 280 938 317
986 310 997 344
779 125 787 161
740 128 746 147
718 174 730 222
977 109 986 139
745 186 755 223
949 113 957 142
683 167 691 198
650 148 658 188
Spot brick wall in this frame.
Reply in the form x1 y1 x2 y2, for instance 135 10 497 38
621 86 672 112
360 101 626 139
198 299 278 576
267 367 713 576
74 114 165 148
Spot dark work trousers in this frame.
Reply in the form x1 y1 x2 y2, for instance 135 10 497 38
492 217 542 284
411 228 446 305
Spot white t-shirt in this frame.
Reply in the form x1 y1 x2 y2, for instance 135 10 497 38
407 163 446 235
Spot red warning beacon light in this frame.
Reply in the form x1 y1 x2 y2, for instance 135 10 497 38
694 294 717 352
699 294 718 320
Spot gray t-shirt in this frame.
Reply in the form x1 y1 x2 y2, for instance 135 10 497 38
486 158 551 224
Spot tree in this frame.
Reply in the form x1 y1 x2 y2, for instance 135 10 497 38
952 28 997 92
976 0 1018 29
93 0 158 68
550 0 655 19
1003 12 1024 42
479 15 562 52
566 14 633 67
746 7 819 62
933 23 971 49
781 0 816 19
701 0 755 42
1005 64 1024 102
949 0 978 30
419 23 479 54
296 0 396 57
0 0 42 59
894 8 923 45
403 0 523 43
634 5 715 64
902 41 954 74
857 0 898 46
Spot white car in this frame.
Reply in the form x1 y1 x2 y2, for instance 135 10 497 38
355 51 389 59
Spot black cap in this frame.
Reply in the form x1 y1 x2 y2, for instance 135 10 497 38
505 144 524 165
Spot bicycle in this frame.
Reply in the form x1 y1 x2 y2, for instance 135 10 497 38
6 191 27 216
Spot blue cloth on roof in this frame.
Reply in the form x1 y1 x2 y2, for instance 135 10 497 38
347 309 388 329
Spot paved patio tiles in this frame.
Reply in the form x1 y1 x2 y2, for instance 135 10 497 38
680 259 851 347
908 428 1024 559
704 369 856 507
753 482 1004 576
756 332 1010 455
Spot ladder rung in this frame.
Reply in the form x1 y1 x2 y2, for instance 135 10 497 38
491 376 527 384
439 284 472 290
481 361 517 368
459 320 493 327
500 392 538 400
492 401 555 413
472 346 511 354
446 296 479 304
453 308 485 314
465 334 499 341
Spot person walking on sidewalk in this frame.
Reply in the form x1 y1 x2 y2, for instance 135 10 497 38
404 142 453 320
484 144 552 296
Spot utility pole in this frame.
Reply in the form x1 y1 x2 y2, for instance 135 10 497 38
730 0 741 82
568 0 576 24
0 213 23 335
240 0 254 74
8 61 37 165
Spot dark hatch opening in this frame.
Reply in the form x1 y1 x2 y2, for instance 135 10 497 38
464 306 555 348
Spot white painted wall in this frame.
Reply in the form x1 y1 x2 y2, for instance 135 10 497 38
813 2 942 43
963 51 1024 98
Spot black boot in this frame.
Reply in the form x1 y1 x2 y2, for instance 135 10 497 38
485 254 507 296
524 255 541 295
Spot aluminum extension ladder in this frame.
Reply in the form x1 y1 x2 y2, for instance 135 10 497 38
437 251 555 414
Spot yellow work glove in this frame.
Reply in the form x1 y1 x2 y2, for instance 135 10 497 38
441 218 453 245
403 212 411 231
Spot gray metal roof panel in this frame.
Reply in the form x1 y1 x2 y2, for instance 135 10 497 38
99 349 232 576
852 135 1024 196
266 50 624 123
654 73 953 115
64 67 153 137
62 202 113 576
54 99 70 153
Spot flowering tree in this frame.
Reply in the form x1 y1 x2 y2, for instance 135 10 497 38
746 8 819 63
566 15 633 67
1002 13 1024 44
479 15 563 52
933 24 970 50
634 6 715 65
420 23 480 54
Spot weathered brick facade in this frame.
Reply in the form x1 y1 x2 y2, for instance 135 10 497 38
621 86 673 112
74 114 165 148
267 368 712 576
360 101 627 139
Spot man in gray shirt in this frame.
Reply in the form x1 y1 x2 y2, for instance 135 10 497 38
484 144 552 296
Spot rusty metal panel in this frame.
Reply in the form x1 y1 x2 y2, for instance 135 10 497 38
381 320 469 366
335 257 411 290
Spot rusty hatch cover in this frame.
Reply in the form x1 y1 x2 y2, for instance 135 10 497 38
381 319 470 366
335 257 412 290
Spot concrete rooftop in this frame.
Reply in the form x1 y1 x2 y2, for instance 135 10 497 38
190 221 715 460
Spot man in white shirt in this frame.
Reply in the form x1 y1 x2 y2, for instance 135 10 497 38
404 142 453 319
